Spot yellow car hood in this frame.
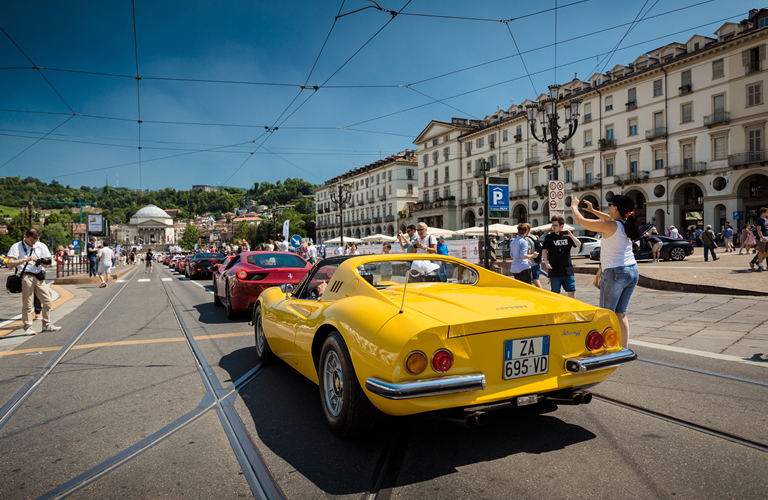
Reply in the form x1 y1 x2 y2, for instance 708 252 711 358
381 284 597 338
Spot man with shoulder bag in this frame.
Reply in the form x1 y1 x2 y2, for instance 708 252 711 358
6 228 62 336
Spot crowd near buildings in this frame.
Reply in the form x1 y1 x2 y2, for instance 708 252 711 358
315 9 768 244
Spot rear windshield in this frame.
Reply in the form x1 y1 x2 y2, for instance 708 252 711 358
195 253 224 259
247 253 307 269
356 260 479 287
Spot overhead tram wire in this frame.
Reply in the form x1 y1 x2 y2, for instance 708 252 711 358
132 0 143 191
588 0 655 78
393 0 590 23
345 11 746 128
504 21 537 97
404 86 479 119
0 116 74 170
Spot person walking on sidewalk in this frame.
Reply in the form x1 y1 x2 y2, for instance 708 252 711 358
6 228 62 335
542 216 581 298
145 249 154 273
740 224 755 254
86 237 98 277
571 195 639 349
700 225 719 262
97 242 114 288
749 208 768 271
510 223 537 284
719 221 734 252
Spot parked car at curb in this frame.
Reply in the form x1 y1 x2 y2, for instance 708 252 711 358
590 235 694 261
254 254 636 437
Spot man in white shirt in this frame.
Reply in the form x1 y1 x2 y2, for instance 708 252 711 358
307 240 318 264
334 244 344 256
6 228 62 335
97 242 115 288
412 222 437 253
278 236 290 252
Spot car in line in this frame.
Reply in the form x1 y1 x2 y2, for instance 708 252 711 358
254 254 636 437
590 235 694 261
214 251 312 320
571 236 601 258
185 252 226 279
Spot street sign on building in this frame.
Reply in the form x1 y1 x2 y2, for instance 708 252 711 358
549 180 565 213
488 177 509 218
733 211 744 220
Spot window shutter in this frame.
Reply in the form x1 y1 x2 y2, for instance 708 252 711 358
742 50 749 66
628 88 636 101
760 44 766 61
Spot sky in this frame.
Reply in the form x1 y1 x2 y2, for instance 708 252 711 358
0 0 757 191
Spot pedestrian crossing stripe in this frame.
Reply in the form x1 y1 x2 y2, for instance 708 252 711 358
162 278 172 281
116 280 127 283
138 279 150 282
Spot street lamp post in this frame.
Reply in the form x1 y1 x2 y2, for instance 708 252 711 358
479 158 492 269
330 182 352 246
525 85 582 181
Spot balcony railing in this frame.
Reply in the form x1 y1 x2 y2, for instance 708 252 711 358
704 111 730 127
373 217 382 223
384 215 395 222
572 178 603 191
666 162 707 177
412 198 458 212
379 194 387 201
582 114 592 123
361 218 371 224
562 148 576 159
598 138 617 151
514 134 522 142
679 84 693 95
746 61 762 75
525 157 540 166
498 163 511 172
645 127 667 140
460 197 477 206
728 150 768 168
367 197 375 204
509 189 528 199
473 168 485 178
615 171 650 184
626 100 637 111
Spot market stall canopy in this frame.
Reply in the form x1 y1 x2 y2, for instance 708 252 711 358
361 234 398 243
456 224 519 236
324 236 363 244
530 223 585 233
425 227 457 237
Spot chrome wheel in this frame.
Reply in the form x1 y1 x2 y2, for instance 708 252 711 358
323 350 343 418
670 247 686 261
255 312 265 356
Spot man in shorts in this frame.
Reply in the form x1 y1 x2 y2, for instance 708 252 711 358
719 221 734 252
97 242 114 288
145 249 154 273
649 228 663 262
542 216 581 298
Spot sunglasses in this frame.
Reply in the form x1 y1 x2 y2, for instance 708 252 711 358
608 202 614 207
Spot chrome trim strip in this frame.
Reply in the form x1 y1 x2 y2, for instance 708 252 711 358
365 373 486 400
564 348 637 374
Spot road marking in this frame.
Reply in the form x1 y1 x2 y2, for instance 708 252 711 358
0 331 252 356
631 339 768 367
161 278 172 281
189 280 214 293
116 280 127 283
138 279 150 282
0 285 71 339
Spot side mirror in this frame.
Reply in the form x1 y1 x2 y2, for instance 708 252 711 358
281 284 294 297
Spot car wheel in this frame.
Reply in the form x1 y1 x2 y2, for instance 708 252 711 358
213 281 223 307
318 332 381 437
253 305 272 365
670 247 686 261
226 286 237 320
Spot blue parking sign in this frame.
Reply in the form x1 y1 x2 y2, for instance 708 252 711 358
488 177 510 218
71 240 81 250
733 211 743 220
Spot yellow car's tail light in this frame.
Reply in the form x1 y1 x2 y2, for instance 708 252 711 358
405 351 428 375
603 328 618 348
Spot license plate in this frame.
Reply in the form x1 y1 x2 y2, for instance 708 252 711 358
503 336 550 380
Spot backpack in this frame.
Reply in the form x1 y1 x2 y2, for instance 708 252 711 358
526 236 543 264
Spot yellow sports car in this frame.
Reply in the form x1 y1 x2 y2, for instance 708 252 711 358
254 254 636 437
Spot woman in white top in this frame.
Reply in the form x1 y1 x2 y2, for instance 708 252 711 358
412 223 437 254
571 194 640 348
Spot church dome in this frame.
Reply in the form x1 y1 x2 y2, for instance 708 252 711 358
133 205 171 219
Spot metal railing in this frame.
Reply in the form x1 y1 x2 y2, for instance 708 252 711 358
667 162 707 176
56 256 90 278
728 150 768 167
599 138 617 151
384 215 395 222
704 111 730 127
378 194 387 201
525 157 540 166
509 189 528 199
460 197 477 206
645 127 667 140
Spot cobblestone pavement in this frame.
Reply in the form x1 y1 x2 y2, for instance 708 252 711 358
564 274 768 361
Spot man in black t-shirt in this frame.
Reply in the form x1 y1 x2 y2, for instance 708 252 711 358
542 216 581 298
750 207 768 271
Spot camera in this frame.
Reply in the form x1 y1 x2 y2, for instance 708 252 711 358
37 257 52 266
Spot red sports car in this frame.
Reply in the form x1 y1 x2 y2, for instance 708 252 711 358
213 251 312 319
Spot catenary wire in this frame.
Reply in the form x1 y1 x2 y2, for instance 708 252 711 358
0 116 75 170
132 0 143 190
305 0 346 86
591 0 656 77
505 21 537 97
405 85 479 119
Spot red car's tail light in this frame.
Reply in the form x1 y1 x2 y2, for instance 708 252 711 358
431 349 453 373
603 328 618 348
586 330 604 350
237 270 247 279
405 351 427 375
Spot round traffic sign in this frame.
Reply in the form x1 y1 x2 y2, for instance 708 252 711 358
550 200 557 209
549 181 557 190
549 190 556 199
557 191 564 199
557 181 564 190
290 234 303 248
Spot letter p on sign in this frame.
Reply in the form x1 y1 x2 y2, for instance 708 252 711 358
492 188 504 205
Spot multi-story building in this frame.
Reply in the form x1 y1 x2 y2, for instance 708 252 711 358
413 10 768 233
315 150 418 243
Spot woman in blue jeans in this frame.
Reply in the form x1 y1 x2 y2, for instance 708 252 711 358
571 194 640 348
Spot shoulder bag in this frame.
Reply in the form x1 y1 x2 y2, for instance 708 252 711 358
6 242 31 294
593 264 603 290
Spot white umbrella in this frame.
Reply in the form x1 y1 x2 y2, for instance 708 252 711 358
324 236 363 244
530 223 585 233
457 224 518 236
361 234 398 243
426 227 457 237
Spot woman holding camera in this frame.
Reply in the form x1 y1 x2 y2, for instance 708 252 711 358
6 228 62 336
571 195 640 349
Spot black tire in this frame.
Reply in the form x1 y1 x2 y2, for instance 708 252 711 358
213 281 223 307
226 286 237 320
669 247 686 261
318 332 381 437
253 305 272 365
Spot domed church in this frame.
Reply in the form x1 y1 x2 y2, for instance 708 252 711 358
128 205 175 245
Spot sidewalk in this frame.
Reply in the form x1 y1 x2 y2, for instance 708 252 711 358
53 263 138 285
574 247 768 296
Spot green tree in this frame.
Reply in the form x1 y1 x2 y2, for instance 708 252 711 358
7 214 28 241
40 223 70 250
179 225 201 251
0 233 14 254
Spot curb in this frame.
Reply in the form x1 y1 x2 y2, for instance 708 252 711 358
0 284 74 338
53 265 138 285
574 265 768 297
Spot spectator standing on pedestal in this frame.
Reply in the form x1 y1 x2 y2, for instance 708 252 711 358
542 216 581 298
700 225 719 262
86 237 98 277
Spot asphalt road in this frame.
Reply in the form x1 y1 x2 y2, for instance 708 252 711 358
0 263 766 499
